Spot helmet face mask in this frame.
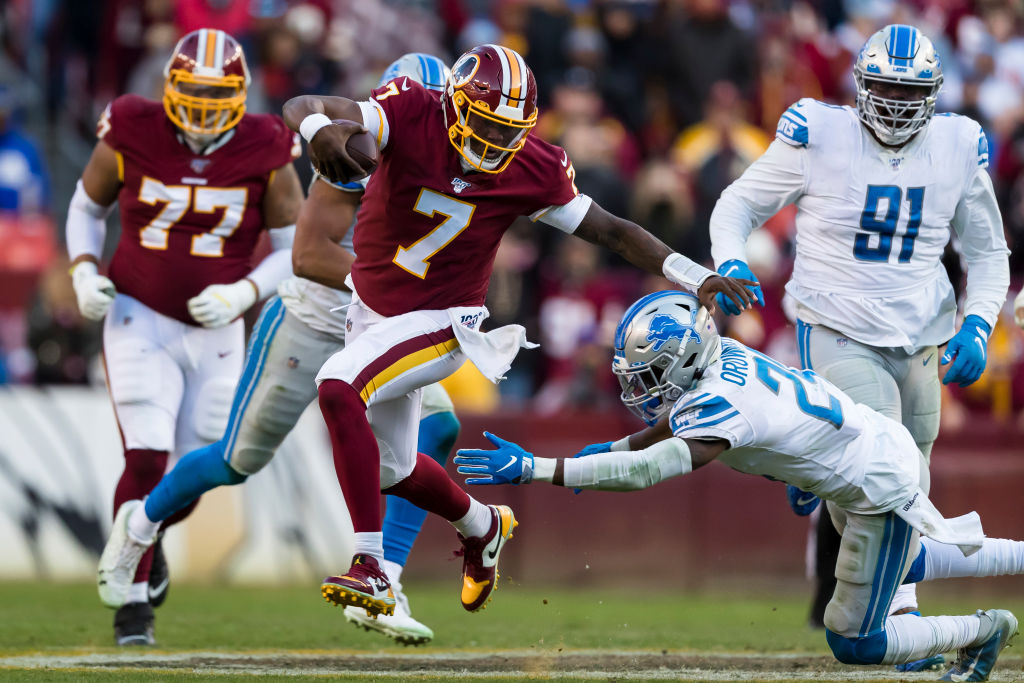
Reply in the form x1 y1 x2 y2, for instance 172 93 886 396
443 45 538 173
163 29 250 143
854 24 942 147
612 292 721 426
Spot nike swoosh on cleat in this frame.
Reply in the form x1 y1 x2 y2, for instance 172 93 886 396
148 577 169 601
495 456 517 473
795 495 818 507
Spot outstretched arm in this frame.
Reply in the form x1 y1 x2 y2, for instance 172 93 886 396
573 201 755 314
454 431 727 492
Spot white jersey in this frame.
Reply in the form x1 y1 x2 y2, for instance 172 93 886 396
278 174 363 340
669 338 919 514
710 99 1009 352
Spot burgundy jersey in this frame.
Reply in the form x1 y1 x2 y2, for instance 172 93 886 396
352 82 579 317
99 95 299 324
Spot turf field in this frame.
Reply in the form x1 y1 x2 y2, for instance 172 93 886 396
1 580 1022 681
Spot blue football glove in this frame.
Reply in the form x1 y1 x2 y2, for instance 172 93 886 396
940 314 991 387
454 431 534 485
786 484 820 516
570 442 613 494
715 259 764 316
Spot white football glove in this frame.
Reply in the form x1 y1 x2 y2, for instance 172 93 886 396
70 261 116 321
187 280 257 328
1015 288 1024 329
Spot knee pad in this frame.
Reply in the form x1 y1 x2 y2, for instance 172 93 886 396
378 437 412 489
826 629 888 665
107 339 163 404
901 375 940 461
193 376 236 442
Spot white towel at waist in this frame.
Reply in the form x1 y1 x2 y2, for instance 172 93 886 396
447 306 538 383
892 487 985 557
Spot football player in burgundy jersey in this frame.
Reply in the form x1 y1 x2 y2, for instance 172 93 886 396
281 44 757 618
68 28 303 645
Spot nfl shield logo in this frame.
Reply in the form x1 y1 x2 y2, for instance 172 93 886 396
190 158 212 174
888 157 902 171
451 177 471 194
836 337 849 348
287 356 300 369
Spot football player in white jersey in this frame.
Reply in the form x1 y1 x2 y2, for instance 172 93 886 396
455 291 1023 682
97 54 459 646
706 24 1010 662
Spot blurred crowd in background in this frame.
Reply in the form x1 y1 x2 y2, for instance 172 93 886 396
0 0 1023 428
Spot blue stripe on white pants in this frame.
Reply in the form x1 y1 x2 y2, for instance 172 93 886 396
796 320 812 370
223 296 286 460
859 514 913 636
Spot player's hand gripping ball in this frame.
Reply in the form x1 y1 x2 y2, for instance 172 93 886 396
308 119 378 185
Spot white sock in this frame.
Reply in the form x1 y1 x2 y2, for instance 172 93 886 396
923 537 1024 580
382 559 404 585
128 501 160 544
128 581 148 605
889 583 919 615
882 613 981 664
451 499 492 538
352 532 384 563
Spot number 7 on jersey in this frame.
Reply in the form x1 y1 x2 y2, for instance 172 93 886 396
393 189 476 278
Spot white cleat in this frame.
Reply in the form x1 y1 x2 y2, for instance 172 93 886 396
344 580 434 646
97 501 154 608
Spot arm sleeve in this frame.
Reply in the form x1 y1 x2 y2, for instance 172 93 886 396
357 100 390 151
951 167 1010 329
245 225 295 299
530 194 592 233
709 138 807 268
65 179 114 261
559 437 693 491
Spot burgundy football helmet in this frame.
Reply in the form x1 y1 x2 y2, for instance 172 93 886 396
163 28 251 139
443 44 538 173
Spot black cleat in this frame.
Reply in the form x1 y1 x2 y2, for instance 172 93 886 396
148 534 169 608
114 602 155 646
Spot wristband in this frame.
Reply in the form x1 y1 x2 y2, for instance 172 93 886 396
299 113 332 143
663 252 715 289
610 437 631 451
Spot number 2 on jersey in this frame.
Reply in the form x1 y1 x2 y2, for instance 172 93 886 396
752 352 844 430
138 177 247 257
854 185 924 263
393 189 475 278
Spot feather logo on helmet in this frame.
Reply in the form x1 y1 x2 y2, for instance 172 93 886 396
646 313 701 352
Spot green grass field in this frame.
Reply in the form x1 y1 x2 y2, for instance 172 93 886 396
1 580 1022 681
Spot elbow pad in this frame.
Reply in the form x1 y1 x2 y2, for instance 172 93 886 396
66 180 114 261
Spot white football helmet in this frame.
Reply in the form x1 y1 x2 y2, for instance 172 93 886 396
612 291 721 425
854 24 943 146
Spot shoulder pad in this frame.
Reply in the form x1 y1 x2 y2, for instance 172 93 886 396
775 99 811 147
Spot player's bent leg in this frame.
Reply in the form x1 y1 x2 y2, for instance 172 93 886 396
359 393 460 645
382 452 517 612
900 345 941 462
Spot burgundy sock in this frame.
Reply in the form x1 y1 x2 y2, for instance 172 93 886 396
383 451 471 522
114 448 168 586
318 379 381 532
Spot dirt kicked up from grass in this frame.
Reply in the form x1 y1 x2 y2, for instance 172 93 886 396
3 651 1024 681
1 581 1023 681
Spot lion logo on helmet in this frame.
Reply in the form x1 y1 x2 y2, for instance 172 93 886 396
646 313 701 352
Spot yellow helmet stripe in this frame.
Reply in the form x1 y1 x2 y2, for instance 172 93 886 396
203 29 217 68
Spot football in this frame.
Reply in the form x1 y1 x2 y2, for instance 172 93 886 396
334 118 378 182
